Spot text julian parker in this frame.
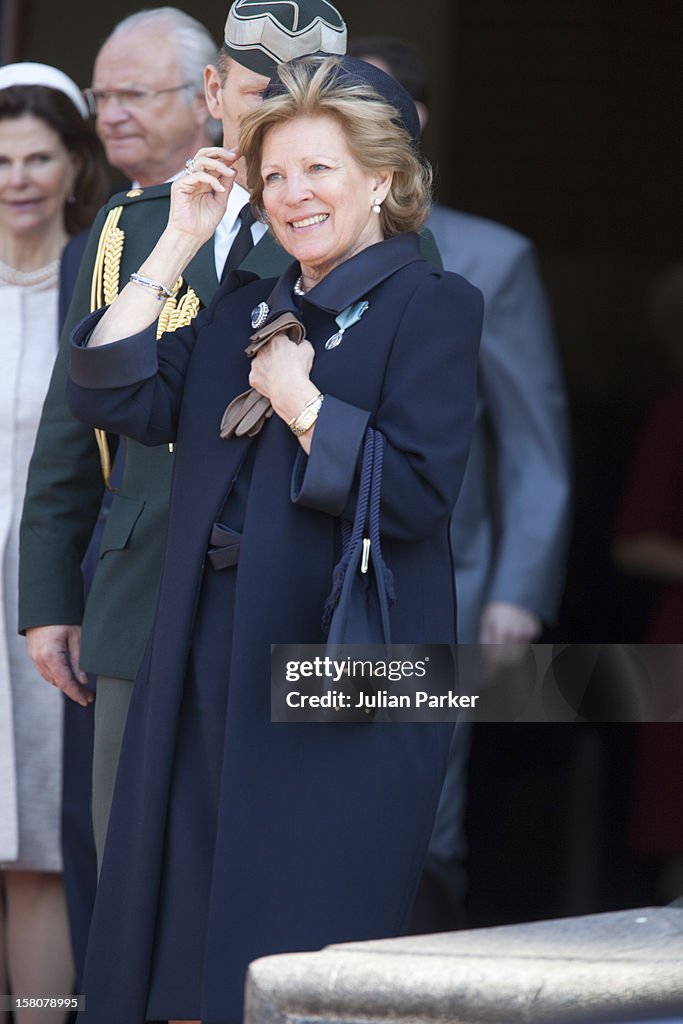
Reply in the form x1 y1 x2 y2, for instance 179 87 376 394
285 690 480 710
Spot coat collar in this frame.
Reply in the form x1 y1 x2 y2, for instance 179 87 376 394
262 233 424 324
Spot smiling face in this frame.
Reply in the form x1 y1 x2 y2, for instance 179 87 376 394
92 27 208 185
260 114 392 286
0 114 77 242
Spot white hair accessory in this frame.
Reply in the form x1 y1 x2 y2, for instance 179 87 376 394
0 62 89 118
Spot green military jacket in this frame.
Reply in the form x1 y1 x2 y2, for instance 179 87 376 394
18 184 289 679
19 183 442 681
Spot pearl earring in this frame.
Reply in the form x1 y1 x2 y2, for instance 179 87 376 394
371 197 382 214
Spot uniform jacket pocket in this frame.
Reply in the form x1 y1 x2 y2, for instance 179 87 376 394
99 493 145 557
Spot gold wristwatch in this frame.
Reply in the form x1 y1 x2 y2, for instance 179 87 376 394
289 393 324 437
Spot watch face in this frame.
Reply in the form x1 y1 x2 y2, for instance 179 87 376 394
291 396 323 436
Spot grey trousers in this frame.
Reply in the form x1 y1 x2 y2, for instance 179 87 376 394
92 675 134 872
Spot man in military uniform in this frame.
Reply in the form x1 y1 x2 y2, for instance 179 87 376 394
19 0 348 872
86 7 219 189
17 10 223 990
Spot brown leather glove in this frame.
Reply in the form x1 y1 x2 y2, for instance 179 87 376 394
219 312 307 438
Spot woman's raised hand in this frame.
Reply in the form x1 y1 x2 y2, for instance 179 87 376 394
168 147 240 246
88 147 241 349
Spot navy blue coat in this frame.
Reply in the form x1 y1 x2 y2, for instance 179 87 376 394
67 233 483 1024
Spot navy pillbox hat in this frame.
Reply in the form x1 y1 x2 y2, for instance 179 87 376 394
264 54 421 145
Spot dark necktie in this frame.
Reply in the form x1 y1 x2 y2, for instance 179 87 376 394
221 204 256 280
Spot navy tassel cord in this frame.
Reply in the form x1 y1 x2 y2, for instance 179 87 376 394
321 429 396 634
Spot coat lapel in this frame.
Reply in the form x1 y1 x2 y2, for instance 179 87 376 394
184 239 219 309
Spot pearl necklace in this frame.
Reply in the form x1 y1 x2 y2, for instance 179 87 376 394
0 256 60 292
293 274 306 296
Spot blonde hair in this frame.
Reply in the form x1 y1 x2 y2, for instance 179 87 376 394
240 55 432 237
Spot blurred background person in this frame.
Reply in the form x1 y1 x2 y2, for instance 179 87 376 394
347 39 570 652
0 62 107 1023
612 261 683 644
58 6 219 324
348 36 571 930
612 263 683 910
85 5 218 190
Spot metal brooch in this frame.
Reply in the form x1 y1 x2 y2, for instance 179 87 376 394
251 301 270 329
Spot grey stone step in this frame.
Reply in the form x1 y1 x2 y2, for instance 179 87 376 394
245 906 683 1023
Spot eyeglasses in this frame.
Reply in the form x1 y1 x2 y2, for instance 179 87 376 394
83 83 194 115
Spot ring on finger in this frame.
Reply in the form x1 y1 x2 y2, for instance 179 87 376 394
184 156 197 175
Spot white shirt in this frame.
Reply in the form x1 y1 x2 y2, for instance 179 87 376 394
213 181 268 280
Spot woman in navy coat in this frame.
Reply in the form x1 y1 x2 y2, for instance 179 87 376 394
67 56 483 1024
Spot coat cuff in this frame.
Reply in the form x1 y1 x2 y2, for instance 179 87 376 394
291 396 369 516
69 309 159 389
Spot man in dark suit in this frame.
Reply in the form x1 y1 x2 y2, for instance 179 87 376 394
19 0 347 881
349 37 571 926
350 37 571 647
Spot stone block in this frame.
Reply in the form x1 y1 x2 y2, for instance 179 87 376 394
245 906 683 1023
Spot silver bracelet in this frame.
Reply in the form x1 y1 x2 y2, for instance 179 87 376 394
129 272 174 301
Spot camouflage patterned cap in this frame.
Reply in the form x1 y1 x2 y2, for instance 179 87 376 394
223 0 347 77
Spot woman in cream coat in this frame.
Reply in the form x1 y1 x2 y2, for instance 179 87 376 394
0 63 105 1023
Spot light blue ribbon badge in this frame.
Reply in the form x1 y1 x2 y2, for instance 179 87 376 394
325 300 369 350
